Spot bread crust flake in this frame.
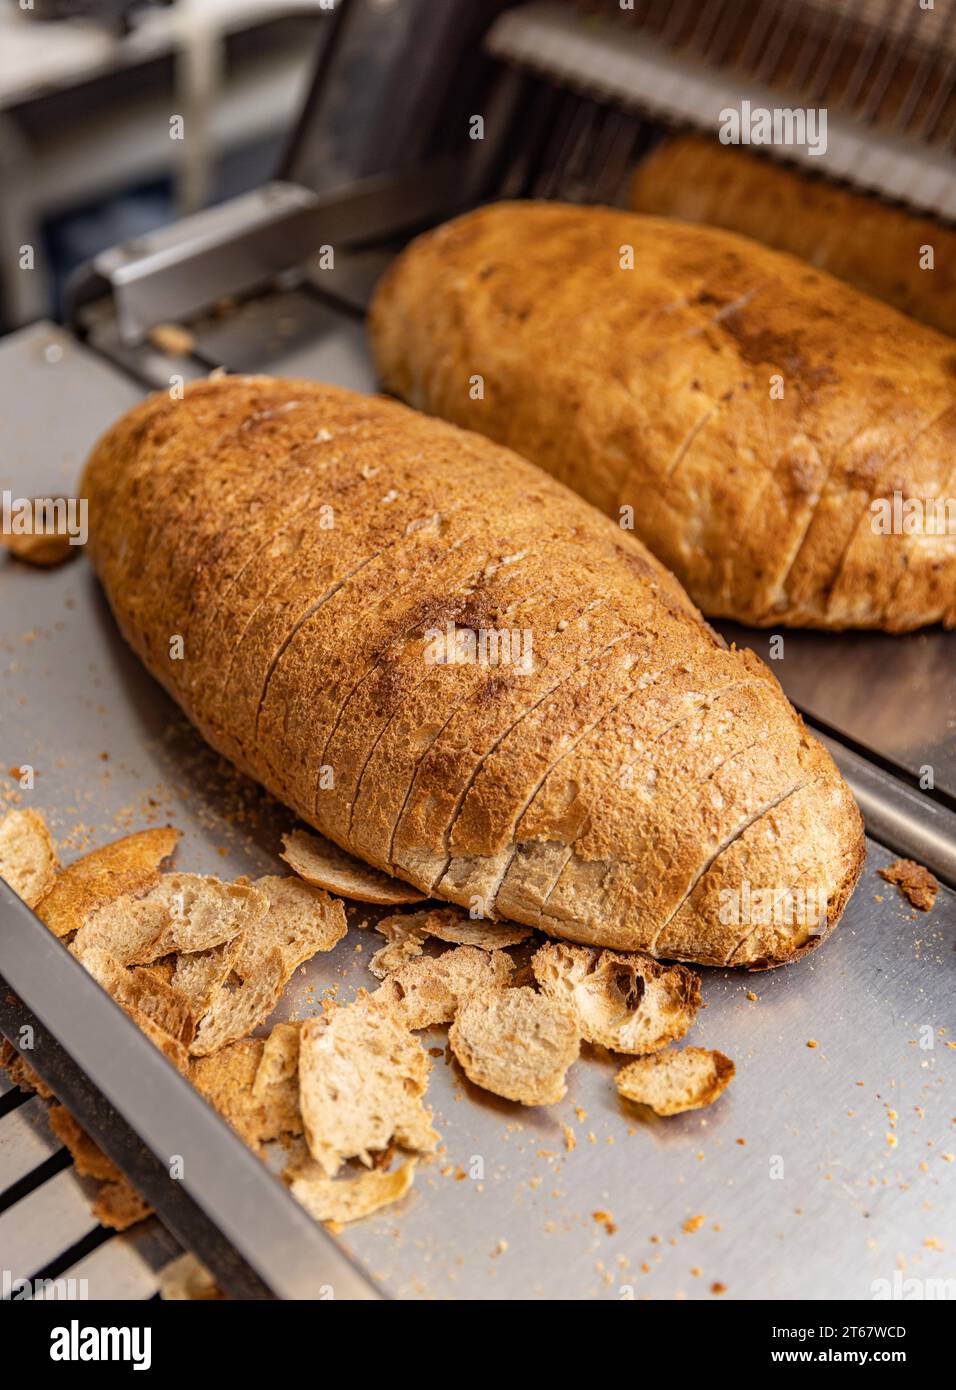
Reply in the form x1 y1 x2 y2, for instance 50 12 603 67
35 826 179 938
615 1047 736 1116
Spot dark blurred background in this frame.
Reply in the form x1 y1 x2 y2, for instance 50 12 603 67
0 0 331 332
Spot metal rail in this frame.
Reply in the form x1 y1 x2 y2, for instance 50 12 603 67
0 883 381 1302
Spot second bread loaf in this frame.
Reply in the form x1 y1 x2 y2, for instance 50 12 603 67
370 201 956 632
631 135 956 338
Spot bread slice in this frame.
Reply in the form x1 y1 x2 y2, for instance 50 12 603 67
252 1020 302 1097
190 1035 301 1149
75 873 264 964
281 827 424 904
35 827 179 938
0 808 58 908
189 947 285 1056
77 945 195 1047
287 1156 415 1225
448 986 580 1105
171 937 243 1018
371 945 515 1029
298 1001 439 1176
371 201 956 632
83 379 864 966
532 942 700 1053
235 874 347 976
75 946 191 1071
615 1047 735 1116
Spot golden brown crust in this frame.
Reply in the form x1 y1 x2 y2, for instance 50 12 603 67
615 1046 735 1116
370 201 956 632
35 827 179 938
83 378 863 966
631 135 956 338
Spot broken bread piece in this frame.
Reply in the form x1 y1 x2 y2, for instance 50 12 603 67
615 1047 735 1116
532 942 701 1054
35 826 179 938
0 1039 53 1099
48 1105 121 1182
252 1020 302 1098
190 1034 302 1149
368 914 429 978
281 827 425 905
287 1156 416 1225
190 946 285 1056
368 907 529 979
171 937 243 1019
235 874 347 978
298 1001 439 1176
158 1252 223 1301
371 946 515 1029
449 987 580 1105
77 946 195 1053
75 873 266 965
0 808 59 908
91 1175 153 1231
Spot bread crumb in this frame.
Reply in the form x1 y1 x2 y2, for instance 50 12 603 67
877 858 939 911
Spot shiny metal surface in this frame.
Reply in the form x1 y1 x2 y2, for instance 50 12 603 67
815 733 956 889
69 162 475 345
1 318 953 1299
719 624 956 804
486 2 956 214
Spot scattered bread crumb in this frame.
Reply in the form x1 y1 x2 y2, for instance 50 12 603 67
877 858 939 911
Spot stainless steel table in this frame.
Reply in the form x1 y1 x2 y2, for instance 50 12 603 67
1 317 953 1300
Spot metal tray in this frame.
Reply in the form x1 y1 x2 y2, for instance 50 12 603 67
1 318 954 1300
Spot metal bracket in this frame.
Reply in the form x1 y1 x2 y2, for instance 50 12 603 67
67 160 473 346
